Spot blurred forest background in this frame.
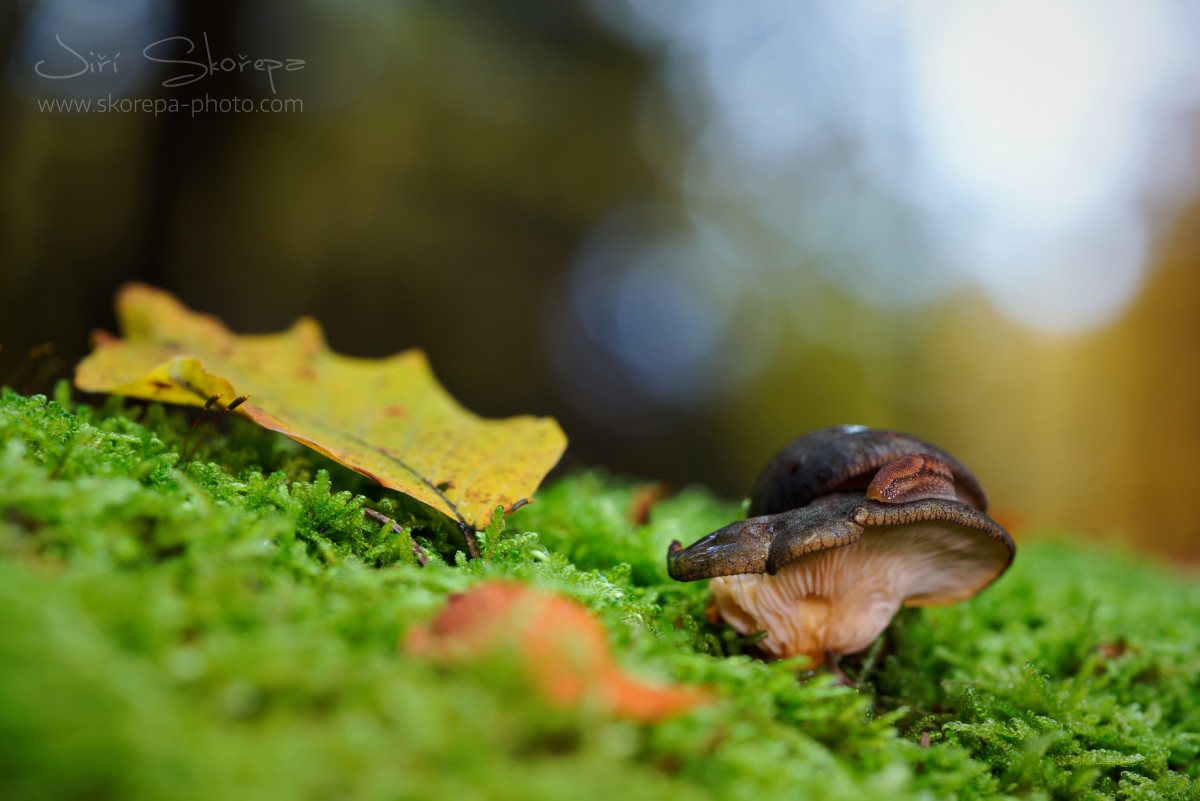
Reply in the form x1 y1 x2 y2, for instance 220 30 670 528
2 1 1199 553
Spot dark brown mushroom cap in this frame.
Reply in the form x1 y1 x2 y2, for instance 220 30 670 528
747 425 988 516
667 495 1014 593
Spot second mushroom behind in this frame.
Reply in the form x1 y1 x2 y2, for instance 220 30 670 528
667 425 1014 667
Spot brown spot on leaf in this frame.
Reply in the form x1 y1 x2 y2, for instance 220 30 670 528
384 405 408 418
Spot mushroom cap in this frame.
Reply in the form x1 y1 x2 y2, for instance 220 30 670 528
667 496 1013 587
748 425 988 516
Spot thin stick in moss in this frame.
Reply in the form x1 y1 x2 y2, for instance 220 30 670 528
456 520 482 560
364 508 429 567
177 394 221 467
184 395 248 468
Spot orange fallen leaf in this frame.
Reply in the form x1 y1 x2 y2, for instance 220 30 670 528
405 582 709 723
75 284 567 543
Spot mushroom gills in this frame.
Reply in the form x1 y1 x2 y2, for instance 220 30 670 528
708 520 1011 664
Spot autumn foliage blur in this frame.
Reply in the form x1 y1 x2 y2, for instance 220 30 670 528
2 1 1199 554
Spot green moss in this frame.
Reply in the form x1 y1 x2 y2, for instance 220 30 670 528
1 386 1198 801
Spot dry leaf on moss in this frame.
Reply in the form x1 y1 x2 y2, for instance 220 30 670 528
405 582 709 723
75 283 567 542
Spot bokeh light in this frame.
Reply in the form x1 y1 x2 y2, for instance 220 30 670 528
582 0 1200 372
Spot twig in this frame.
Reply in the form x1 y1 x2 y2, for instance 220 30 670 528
364 508 429 567
456 520 481 560
177 394 221 467
186 394 248 466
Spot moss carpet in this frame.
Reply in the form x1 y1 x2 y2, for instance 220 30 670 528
1 387 1198 801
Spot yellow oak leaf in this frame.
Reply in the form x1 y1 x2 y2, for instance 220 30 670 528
75 284 567 545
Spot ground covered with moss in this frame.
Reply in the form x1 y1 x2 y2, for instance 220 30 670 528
1 387 1198 801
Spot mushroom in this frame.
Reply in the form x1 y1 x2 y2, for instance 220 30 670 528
667 425 1014 666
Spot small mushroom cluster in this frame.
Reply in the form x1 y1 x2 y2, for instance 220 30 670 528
667 425 1014 666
